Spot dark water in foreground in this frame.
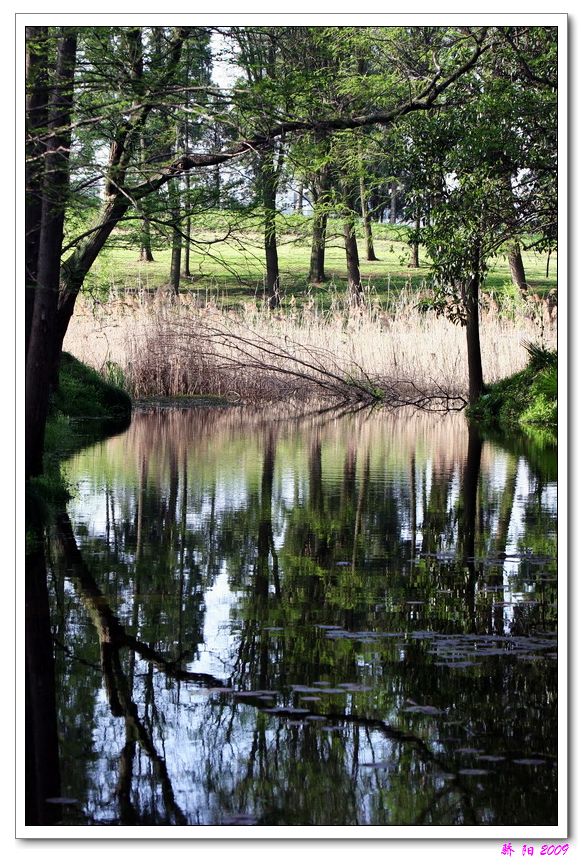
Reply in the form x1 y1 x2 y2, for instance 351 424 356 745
26 405 559 827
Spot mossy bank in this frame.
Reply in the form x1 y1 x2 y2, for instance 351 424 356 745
467 342 558 446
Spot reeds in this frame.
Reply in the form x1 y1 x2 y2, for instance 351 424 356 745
64 285 558 407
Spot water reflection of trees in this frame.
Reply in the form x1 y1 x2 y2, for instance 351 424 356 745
38 406 559 826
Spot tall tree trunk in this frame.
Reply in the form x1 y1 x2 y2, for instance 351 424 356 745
308 170 330 283
508 240 529 297
390 181 398 224
260 148 280 308
409 208 420 268
294 181 304 214
344 209 363 304
464 243 485 404
359 174 379 261
138 219 154 262
169 178 181 297
183 174 192 278
25 30 77 478
309 211 328 283
25 27 49 359
138 135 154 262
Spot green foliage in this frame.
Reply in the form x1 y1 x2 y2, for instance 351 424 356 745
467 344 557 440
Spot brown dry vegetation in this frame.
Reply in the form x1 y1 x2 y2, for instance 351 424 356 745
64 287 557 409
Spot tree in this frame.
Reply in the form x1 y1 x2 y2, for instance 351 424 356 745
25 28 77 478
407 26 557 402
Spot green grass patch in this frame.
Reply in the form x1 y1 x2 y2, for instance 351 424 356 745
55 351 132 421
84 214 557 311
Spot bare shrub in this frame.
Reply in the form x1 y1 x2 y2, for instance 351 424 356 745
64 287 557 408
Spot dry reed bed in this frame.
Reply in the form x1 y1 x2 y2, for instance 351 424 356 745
64 289 557 407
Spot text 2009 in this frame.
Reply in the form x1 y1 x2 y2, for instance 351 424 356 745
540 846 569 856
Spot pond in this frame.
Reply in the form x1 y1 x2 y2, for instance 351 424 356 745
26 403 559 828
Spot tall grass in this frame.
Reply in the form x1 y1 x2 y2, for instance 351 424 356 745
64 285 557 407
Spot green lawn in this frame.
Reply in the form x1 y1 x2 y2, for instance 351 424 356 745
82 214 558 310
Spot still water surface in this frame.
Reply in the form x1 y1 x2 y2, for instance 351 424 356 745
42 404 558 826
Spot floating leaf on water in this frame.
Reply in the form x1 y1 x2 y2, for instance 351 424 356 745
337 683 372 691
403 705 444 715
458 769 491 776
291 685 322 693
234 690 272 698
442 661 479 668
512 758 547 766
477 755 507 763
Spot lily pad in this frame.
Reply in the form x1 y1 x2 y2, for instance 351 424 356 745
403 705 444 715
458 768 491 776
512 758 547 766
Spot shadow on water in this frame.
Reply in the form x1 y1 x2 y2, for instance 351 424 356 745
26 403 559 827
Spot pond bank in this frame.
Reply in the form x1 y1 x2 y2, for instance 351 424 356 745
28 353 132 513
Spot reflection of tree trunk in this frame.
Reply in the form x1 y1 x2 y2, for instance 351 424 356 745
460 425 482 631
342 443 357 504
351 451 370 571
460 425 482 562
410 455 417 560
54 510 227 825
256 430 276 599
493 456 518 555
308 438 323 512
26 526 61 825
